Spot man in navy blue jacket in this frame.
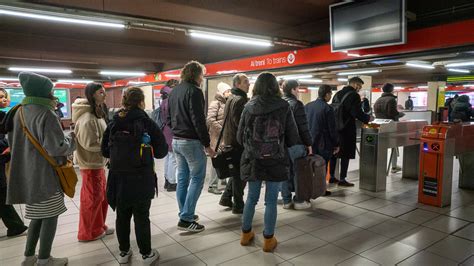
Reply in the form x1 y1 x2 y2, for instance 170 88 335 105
305 85 339 170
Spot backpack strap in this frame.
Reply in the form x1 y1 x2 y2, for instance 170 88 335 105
18 106 59 168
339 91 352 106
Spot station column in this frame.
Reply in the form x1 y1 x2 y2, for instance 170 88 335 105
427 81 446 112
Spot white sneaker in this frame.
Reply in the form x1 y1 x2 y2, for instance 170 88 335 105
118 250 133 264
294 201 312 210
282 203 294 209
142 249 160 265
37 256 68 266
391 166 402 173
21 255 37 266
105 227 115 235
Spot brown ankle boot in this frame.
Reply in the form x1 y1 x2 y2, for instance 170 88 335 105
240 231 255 246
263 236 277 252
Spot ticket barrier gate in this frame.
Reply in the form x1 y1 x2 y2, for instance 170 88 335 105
360 119 428 192
418 123 474 207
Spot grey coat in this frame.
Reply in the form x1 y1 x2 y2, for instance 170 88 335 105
7 104 76 205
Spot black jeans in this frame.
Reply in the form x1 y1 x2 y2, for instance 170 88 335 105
0 186 26 235
116 199 151 255
329 157 350 181
221 172 246 210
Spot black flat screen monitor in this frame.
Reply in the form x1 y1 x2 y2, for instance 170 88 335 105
330 0 406 52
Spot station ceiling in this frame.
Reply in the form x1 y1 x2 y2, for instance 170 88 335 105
0 0 474 82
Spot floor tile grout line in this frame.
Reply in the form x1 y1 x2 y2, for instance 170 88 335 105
331 235 393 256
424 247 464 263
280 242 333 262
336 253 381 266
149 216 241 265
460 254 474 265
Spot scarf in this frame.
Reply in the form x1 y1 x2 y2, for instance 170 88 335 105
21 96 56 110
231 87 248 98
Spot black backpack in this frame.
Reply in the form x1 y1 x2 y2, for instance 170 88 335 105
332 92 352 131
108 119 154 173
247 111 285 160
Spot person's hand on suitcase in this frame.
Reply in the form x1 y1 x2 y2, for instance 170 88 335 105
307 146 313 156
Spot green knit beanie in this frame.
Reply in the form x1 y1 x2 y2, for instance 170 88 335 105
18 72 54 98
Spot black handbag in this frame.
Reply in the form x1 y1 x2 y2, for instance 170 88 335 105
211 110 241 179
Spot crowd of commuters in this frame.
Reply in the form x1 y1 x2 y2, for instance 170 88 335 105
0 60 385 265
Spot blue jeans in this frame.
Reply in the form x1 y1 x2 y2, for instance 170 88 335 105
163 151 177 184
172 139 207 222
208 167 219 189
281 145 307 204
242 180 281 237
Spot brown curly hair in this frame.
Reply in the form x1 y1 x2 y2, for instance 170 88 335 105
180 61 205 84
122 87 145 110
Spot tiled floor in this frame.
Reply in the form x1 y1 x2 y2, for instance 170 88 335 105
1 156 474 265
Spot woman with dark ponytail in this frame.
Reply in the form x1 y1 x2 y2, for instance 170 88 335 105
72 82 112 242
101 87 168 265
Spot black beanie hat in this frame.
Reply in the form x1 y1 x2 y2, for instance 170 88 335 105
382 83 394 93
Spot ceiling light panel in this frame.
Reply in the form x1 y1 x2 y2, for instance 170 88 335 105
0 8 124 28
448 68 470 73
100 71 146 76
189 30 272 47
9 67 72 74
337 70 381 76
406 62 435 69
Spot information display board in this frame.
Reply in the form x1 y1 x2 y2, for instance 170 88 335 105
3 88 70 118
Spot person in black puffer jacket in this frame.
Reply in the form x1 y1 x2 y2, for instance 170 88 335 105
238 73 299 253
451 95 473 122
0 87 28 238
281 80 313 210
101 87 168 265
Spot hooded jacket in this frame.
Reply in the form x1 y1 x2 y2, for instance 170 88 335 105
282 94 312 146
237 96 299 182
374 92 403 121
451 95 473 122
101 108 168 209
72 98 107 169
154 86 173 151
207 91 227 150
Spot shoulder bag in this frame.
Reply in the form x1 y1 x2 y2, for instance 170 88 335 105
19 107 78 198
211 109 241 179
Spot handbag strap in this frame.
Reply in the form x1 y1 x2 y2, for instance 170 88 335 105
214 104 230 152
18 107 59 168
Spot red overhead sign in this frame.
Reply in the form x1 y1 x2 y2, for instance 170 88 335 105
112 18 474 85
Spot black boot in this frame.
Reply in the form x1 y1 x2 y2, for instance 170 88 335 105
167 183 177 192
164 179 170 189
